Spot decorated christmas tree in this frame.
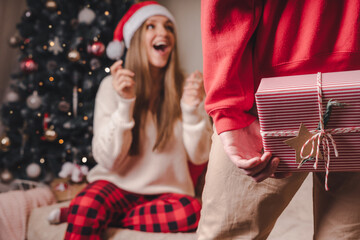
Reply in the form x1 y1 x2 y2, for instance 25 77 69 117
0 0 134 185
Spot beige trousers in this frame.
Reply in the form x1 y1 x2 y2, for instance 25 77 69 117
197 130 360 240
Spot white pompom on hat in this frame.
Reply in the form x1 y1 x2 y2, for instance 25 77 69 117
106 1 176 60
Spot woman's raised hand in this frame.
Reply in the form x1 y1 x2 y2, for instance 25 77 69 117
110 60 136 99
182 70 205 107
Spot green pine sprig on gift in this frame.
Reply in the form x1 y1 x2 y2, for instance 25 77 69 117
298 99 346 167
321 99 346 129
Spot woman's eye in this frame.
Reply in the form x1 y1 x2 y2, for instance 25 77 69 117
146 24 155 30
166 25 174 32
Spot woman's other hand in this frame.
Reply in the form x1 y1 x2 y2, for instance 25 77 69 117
110 60 136 99
182 70 205 107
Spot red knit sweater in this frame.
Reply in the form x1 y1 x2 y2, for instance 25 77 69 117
201 0 360 134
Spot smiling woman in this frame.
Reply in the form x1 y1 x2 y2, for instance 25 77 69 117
143 16 175 71
48 1 212 239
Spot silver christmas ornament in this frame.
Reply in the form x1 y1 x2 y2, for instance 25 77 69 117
26 163 42 179
78 8 96 25
26 91 42 109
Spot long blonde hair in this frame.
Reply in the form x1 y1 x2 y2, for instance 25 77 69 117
125 21 184 155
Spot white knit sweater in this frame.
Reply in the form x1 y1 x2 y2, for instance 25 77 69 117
87 76 212 196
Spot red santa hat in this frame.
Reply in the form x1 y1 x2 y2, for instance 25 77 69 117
106 1 176 60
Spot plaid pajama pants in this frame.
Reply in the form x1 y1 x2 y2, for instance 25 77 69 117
64 180 201 240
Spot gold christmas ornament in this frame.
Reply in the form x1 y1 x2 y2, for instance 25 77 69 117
44 129 58 141
58 100 71 112
0 135 11 152
67 50 81 62
46 0 57 11
0 169 13 183
8 35 22 47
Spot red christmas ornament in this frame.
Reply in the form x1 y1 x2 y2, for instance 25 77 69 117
20 58 38 73
87 42 105 57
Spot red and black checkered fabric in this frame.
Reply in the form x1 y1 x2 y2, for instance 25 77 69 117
64 180 201 240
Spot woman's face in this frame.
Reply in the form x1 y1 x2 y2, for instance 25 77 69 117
143 15 175 69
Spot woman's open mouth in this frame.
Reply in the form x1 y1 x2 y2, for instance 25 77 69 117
153 41 169 53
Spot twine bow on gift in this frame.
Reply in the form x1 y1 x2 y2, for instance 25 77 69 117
261 72 360 191
298 72 341 191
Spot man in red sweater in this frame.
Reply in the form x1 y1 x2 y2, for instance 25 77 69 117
198 1 360 239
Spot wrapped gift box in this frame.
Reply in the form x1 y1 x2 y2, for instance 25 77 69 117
50 178 87 202
255 70 360 172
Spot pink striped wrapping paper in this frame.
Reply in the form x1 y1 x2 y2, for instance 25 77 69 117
255 70 360 172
